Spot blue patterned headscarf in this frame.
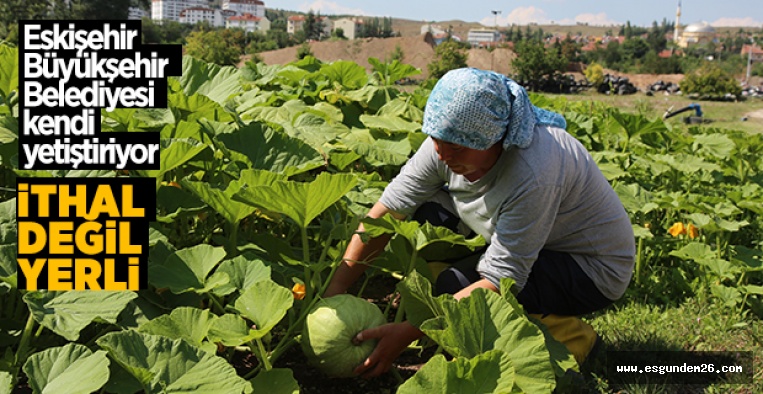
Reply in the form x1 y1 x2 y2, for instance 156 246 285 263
422 68 566 150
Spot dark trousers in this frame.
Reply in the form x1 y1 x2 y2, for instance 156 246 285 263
413 201 612 316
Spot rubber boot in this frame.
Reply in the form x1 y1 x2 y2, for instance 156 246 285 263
529 313 598 365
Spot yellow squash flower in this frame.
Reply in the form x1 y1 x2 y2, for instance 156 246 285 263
292 283 306 300
687 223 699 239
668 222 686 237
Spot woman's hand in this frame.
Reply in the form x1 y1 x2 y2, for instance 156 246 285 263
352 322 424 378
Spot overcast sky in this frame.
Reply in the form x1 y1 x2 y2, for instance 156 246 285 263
269 0 761 28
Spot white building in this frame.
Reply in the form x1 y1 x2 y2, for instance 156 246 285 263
128 7 149 20
421 24 447 36
287 15 305 34
287 15 331 38
676 22 717 48
223 0 265 18
227 14 271 33
467 29 500 47
179 7 236 27
333 18 363 39
152 0 207 23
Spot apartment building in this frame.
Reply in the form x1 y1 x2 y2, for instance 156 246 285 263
227 13 271 33
223 0 265 17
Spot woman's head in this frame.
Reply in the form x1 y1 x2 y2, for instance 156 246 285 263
421 68 566 154
422 68 512 150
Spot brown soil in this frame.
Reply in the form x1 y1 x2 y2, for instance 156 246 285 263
244 35 762 94
243 35 514 80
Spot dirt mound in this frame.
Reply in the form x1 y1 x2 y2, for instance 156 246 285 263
246 35 515 80
246 36 699 91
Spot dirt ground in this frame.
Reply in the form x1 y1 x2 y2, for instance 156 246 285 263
246 35 689 89
245 35 512 79
746 109 763 120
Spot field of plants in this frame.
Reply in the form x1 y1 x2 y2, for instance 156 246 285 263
0 42 761 393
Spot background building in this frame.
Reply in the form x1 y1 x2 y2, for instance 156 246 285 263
467 29 500 47
676 21 717 47
152 0 207 23
333 18 363 39
223 0 265 17
227 14 271 33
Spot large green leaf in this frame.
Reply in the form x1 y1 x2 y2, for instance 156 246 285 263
319 60 368 90
216 123 324 176
241 99 310 126
0 199 17 286
341 129 411 166
368 58 422 86
155 183 206 223
610 110 669 140
138 136 209 184
376 97 424 123
22 343 110 394
396 271 449 327
649 153 721 173
233 280 293 339
212 254 272 296
24 291 137 341
168 90 234 123
0 45 18 103
138 307 217 348
234 172 358 229
397 350 515 394
419 289 557 393
686 212 749 233
692 133 736 159
250 368 300 394
614 183 658 214
669 242 715 261
359 114 421 133
148 244 228 294
96 330 252 394
177 56 244 105
207 314 259 346
0 371 12 394
362 215 485 253
285 110 351 153
180 179 257 227
0 197 15 241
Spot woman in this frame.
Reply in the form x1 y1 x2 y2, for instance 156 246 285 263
324 68 636 378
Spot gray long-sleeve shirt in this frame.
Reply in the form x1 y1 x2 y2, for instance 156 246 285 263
379 125 636 300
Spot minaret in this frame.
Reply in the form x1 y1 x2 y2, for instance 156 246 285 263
674 0 682 42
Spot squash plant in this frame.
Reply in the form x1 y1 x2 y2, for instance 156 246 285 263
0 43 761 393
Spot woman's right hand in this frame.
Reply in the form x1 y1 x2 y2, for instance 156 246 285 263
351 322 424 378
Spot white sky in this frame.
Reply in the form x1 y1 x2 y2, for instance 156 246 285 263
268 0 762 28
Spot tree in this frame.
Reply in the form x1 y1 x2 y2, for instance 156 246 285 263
427 40 468 80
1 0 55 44
560 34 581 62
679 62 742 98
388 44 405 62
296 42 313 60
332 28 346 39
185 29 241 66
639 51 682 74
61 0 132 20
584 62 605 87
621 37 650 61
303 10 325 41
511 39 568 91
